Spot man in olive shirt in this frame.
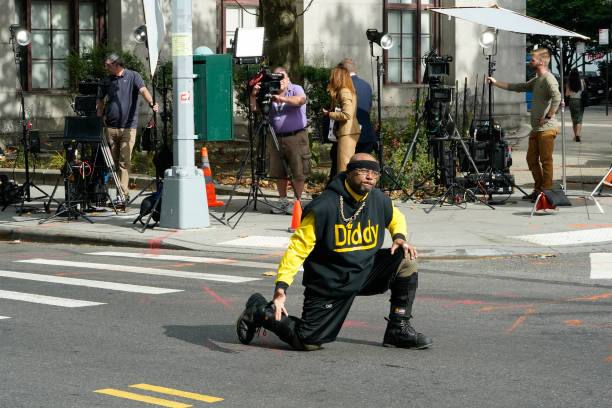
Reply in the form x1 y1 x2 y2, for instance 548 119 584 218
488 48 561 201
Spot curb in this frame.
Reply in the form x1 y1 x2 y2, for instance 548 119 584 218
0 228 185 251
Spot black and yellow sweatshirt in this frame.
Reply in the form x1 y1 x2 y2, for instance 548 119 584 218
275 172 408 297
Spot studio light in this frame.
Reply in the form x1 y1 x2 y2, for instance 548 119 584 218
134 25 147 44
478 28 497 49
366 29 393 50
9 24 31 47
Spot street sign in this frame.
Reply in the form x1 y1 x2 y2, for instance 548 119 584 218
599 28 609 45
576 42 585 54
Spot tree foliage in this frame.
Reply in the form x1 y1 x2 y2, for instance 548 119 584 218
66 43 148 91
526 0 612 75
257 0 302 81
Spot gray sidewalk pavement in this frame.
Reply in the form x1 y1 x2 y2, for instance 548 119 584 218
0 106 610 259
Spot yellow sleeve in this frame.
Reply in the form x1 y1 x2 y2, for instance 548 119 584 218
275 211 317 288
386 203 408 240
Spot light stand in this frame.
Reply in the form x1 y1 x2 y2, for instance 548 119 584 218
129 26 161 206
8 25 48 214
366 29 393 190
479 28 527 203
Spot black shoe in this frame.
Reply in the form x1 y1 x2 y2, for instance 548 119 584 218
382 317 432 349
522 191 539 201
236 293 268 345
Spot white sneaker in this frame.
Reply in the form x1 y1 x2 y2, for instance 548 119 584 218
271 197 292 215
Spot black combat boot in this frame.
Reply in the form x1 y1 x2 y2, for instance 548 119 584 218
236 293 299 346
236 293 268 344
382 273 432 349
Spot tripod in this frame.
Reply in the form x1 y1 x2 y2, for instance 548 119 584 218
222 103 295 229
419 99 493 213
39 143 93 224
11 58 48 214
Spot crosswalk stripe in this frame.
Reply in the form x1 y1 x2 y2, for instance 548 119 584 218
513 228 612 246
94 389 191 408
130 384 223 403
0 290 104 307
590 253 612 279
86 251 280 270
219 235 290 248
16 259 260 283
0 316 11 320
0 270 182 294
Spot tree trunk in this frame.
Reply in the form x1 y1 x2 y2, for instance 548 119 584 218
259 0 301 81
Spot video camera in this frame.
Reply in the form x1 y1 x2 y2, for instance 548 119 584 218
249 67 283 108
423 51 453 102
74 78 101 116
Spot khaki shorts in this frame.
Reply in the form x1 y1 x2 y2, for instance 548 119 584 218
268 129 311 180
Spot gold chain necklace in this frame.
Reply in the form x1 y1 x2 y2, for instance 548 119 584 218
339 196 366 229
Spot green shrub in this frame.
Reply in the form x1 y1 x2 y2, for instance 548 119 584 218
67 43 149 90
377 98 435 191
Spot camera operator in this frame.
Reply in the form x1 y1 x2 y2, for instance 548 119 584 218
488 48 560 202
97 53 158 204
250 67 310 215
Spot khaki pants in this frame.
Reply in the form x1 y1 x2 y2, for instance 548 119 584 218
526 128 557 191
336 133 359 173
105 127 136 197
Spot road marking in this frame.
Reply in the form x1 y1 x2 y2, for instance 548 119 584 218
0 270 182 294
219 235 290 248
504 309 536 335
130 384 224 403
94 389 191 408
590 253 612 279
16 259 260 283
513 228 612 246
0 316 11 320
0 290 104 308
86 251 280 270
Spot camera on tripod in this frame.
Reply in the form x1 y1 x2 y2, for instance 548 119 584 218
74 79 101 116
249 67 283 108
423 51 453 103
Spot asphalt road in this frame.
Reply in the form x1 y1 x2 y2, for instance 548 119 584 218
1 242 610 408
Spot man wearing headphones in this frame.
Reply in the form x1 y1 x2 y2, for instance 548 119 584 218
488 48 561 202
97 53 158 204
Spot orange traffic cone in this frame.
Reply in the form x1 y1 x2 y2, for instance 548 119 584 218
200 147 224 207
287 199 303 232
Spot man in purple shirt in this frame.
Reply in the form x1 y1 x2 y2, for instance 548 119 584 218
250 67 310 214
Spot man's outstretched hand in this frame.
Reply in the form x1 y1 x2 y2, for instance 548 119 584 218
272 288 288 321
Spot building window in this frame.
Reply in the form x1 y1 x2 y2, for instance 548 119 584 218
385 0 438 84
15 0 104 90
219 0 258 54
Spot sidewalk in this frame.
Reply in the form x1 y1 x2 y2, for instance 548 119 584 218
0 107 610 259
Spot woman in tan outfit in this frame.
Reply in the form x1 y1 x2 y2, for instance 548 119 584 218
323 66 360 174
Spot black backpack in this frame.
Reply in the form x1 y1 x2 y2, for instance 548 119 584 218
0 175 21 206
133 185 162 228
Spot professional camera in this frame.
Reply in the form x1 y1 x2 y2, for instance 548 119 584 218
74 78 101 116
458 120 512 173
249 67 283 107
423 51 453 102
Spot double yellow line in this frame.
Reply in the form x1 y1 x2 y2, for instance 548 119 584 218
95 383 223 407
